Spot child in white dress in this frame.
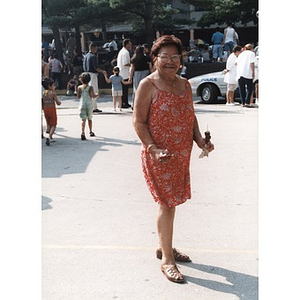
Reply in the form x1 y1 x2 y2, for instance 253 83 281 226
77 73 98 140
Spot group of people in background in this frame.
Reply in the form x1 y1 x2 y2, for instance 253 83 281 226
41 37 156 144
41 30 258 146
223 43 259 107
186 23 241 64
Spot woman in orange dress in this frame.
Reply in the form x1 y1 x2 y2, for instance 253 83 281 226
133 35 214 283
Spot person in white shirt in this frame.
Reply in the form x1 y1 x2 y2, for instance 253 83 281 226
250 46 259 106
109 39 118 51
236 44 256 106
117 39 132 108
223 23 237 56
224 45 242 105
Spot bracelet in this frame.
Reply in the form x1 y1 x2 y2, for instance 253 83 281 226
146 143 156 153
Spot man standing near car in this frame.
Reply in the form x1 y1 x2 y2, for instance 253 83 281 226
83 43 106 113
236 44 255 107
117 39 132 108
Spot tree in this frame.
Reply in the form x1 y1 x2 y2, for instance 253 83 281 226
42 0 88 61
109 0 179 45
195 0 258 27
182 0 214 11
86 0 123 42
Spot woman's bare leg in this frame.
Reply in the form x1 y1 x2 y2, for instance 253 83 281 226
157 204 176 265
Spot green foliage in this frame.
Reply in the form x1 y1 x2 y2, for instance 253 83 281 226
182 0 214 11
108 0 181 44
42 0 258 48
197 0 258 27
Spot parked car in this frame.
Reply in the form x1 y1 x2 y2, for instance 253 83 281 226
188 71 228 103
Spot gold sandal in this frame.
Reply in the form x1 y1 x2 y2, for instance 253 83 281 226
161 264 185 283
156 248 192 262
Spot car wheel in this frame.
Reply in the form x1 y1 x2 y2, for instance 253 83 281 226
199 84 219 103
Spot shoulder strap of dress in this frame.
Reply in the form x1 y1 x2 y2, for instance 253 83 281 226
184 77 192 97
146 77 159 90
183 78 189 86
183 77 190 90
83 85 90 92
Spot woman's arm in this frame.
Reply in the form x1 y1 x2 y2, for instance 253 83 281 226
185 82 214 151
132 78 153 146
193 115 205 148
129 64 134 81
193 114 215 153
133 77 173 162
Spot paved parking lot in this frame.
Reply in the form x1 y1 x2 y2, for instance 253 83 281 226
42 95 258 299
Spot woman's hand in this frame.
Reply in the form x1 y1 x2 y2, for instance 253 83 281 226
197 136 206 149
204 141 214 153
149 147 173 163
197 137 214 153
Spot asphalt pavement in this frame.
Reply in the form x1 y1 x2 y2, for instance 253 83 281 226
42 93 258 300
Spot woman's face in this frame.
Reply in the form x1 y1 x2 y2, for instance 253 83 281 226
155 45 181 75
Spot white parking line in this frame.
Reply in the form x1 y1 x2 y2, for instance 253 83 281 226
42 244 258 254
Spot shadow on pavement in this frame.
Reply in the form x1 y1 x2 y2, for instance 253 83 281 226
194 107 244 115
181 262 258 300
42 133 141 178
42 195 52 210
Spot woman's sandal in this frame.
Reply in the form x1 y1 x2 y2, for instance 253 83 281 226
156 248 192 262
81 134 86 140
90 132 95 137
161 264 185 283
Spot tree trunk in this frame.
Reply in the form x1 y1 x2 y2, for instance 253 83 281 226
74 25 82 53
101 22 107 42
144 18 155 46
144 1 155 45
52 26 64 64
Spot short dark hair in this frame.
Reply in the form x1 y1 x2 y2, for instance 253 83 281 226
42 77 54 90
150 35 183 58
113 66 120 76
89 43 97 50
122 39 131 47
79 72 91 84
233 45 242 52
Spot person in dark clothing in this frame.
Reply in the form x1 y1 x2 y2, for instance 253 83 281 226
83 43 106 113
72 47 84 78
129 45 152 104
89 29 102 48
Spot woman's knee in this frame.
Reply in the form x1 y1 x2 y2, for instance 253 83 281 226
159 203 175 216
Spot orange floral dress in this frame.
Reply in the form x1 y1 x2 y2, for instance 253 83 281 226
141 78 195 208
